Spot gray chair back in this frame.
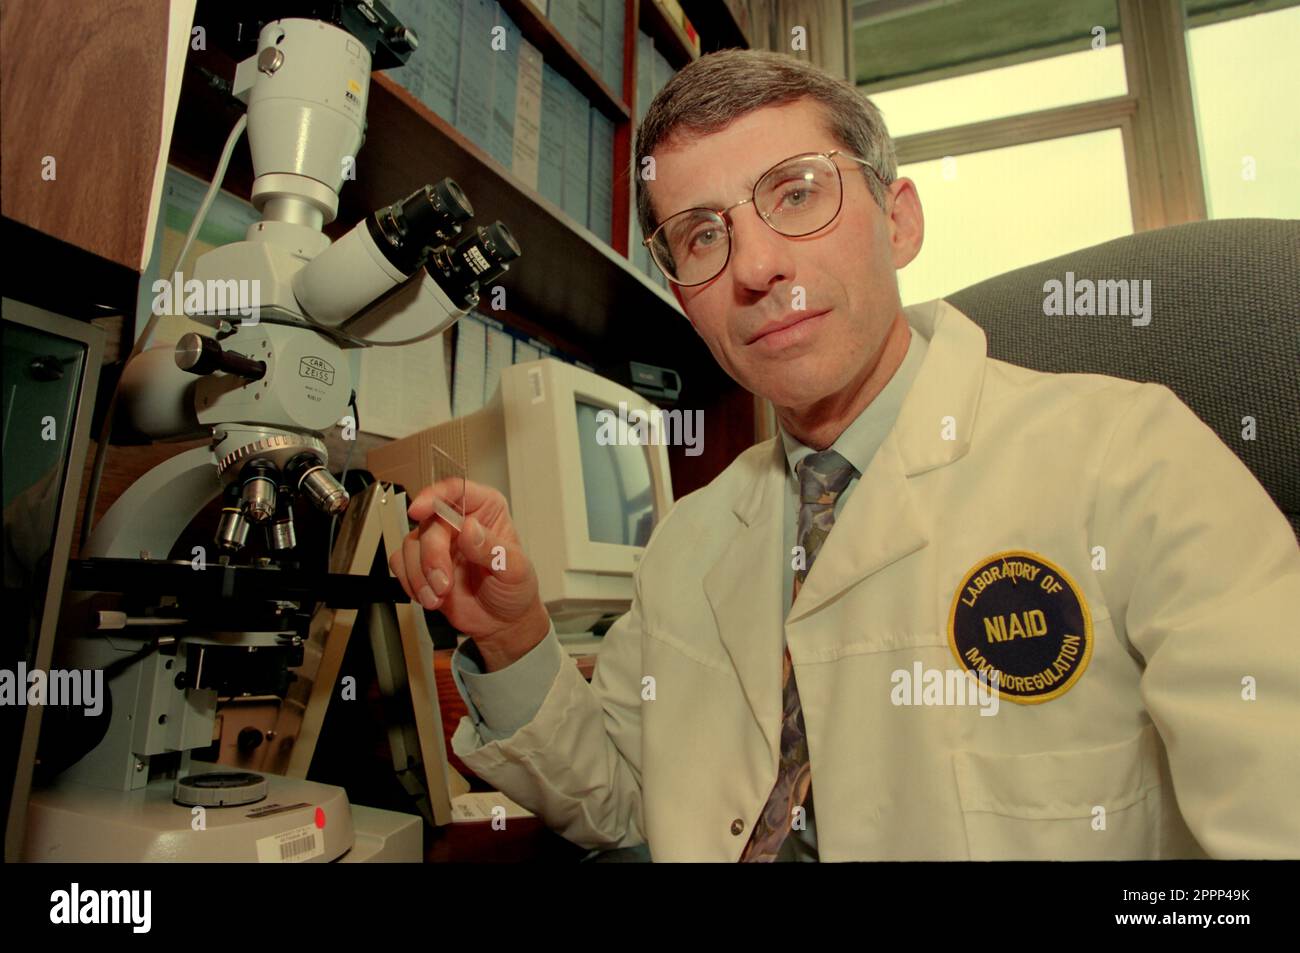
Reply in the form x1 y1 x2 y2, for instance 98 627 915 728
946 218 1300 541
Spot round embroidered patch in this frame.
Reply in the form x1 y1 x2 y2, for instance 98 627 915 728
947 550 1093 704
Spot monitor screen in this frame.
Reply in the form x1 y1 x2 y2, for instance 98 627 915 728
574 400 656 547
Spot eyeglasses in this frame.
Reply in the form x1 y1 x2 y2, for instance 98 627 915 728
643 150 890 287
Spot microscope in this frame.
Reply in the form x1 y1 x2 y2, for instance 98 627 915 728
23 3 519 861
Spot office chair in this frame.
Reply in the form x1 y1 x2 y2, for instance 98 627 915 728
946 218 1300 542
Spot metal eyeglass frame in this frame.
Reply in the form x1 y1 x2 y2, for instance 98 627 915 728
642 150 892 287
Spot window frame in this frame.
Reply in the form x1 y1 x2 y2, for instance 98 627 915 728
856 0 1296 232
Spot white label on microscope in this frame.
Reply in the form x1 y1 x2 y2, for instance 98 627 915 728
256 823 323 863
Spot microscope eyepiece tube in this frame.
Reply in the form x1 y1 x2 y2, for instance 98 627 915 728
403 178 474 245
367 179 475 276
426 221 522 310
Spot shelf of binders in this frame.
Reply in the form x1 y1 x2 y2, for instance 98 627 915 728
168 64 706 388
637 0 699 69
378 2 736 296
679 0 750 53
364 73 693 365
378 1 685 305
496 0 631 119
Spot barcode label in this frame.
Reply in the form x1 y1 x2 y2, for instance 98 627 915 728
528 367 544 404
256 823 324 863
280 834 316 860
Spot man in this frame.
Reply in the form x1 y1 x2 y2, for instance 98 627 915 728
390 50 1300 861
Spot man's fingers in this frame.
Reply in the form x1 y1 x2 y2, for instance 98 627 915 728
402 531 435 609
419 516 453 599
408 477 501 523
456 514 511 574
388 546 412 599
406 484 439 521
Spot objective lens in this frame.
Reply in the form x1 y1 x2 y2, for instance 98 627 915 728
269 491 297 551
241 472 277 523
215 505 250 553
298 465 349 515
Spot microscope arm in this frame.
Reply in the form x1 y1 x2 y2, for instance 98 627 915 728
83 446 220 560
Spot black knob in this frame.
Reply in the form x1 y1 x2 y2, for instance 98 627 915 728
388 25 418 54
175 332 266 382
236 727 264 753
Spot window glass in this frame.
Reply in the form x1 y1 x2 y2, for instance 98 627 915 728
1185 4 1300 218
896 129 1133 306
868 45 1128 139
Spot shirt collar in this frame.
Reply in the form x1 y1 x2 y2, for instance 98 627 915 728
778 323 928 481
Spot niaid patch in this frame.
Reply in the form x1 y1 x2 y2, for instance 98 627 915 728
947 550 1093 704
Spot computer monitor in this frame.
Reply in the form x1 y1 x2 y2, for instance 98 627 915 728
1 299 105 862
367 359 674 634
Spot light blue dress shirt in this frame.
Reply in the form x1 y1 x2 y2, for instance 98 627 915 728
450 325 928 860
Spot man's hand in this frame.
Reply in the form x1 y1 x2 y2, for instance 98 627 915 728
389 478 550 672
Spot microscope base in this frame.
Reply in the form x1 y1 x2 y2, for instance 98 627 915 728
23 771 421 862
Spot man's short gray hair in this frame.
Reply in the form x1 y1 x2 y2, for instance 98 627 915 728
635 49 897 241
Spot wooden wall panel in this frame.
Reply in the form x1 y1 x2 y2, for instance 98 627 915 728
0 0 168 271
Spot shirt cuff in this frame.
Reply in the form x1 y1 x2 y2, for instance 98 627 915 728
450 617 563 743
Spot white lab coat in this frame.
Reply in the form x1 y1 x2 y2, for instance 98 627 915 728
451 299 1300 861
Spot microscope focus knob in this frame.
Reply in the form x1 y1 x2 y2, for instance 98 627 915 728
175 332 267 382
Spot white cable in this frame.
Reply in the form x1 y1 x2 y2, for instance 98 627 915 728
142 112 249 352
81 112 248 550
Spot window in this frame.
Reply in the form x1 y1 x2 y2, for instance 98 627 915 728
854 0 1299 305
1185 4 1300 218
871 45 1127 139
896 130 1133 306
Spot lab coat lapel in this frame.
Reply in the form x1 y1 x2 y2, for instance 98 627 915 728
703 438 787 758
787 435 925 623
788 300 988 624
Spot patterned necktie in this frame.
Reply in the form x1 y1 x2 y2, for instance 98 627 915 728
740 448 857 862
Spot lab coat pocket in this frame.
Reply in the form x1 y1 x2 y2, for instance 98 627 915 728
953 724 1163 860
